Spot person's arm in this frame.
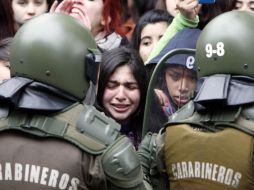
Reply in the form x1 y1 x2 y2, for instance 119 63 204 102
102 135 153 190
145 0 199 64
138 132 168 190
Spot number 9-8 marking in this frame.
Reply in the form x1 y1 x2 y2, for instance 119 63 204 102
205 42 225 58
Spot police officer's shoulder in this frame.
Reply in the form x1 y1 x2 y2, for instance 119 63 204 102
2 102 121 155
75 104 121 152
0 105 9 131
168 100 195 123
53 103 122 155
0 105 9 119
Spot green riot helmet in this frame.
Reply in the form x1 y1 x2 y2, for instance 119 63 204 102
10 13 98 100
196 11 254 79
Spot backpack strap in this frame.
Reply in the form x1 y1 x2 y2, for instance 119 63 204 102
0 104 121 155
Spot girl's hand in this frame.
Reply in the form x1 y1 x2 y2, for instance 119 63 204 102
176 0 200 20
50 0 74 15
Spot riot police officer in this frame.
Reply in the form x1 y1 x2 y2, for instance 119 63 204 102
139 10 254 190
0 13 150 190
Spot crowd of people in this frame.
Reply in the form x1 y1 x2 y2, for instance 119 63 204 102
0 0 254 189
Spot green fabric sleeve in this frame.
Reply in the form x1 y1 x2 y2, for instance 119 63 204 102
145 13 199 65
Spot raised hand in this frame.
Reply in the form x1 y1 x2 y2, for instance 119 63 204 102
176 0 200 20
70 0 91 30
50 0 91 30
50 0 74 15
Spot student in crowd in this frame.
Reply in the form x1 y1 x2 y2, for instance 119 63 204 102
0 0 15 40
12 0 54 30
228 0 254 12
146 28 200 133
96 46 148 149
145 0 199 63
51 0 128 51
130 0 200 78
0 37 12 83
155 0 224 29
155 0 201 17
131 9 173 64
129 9 173 81
121 0 157 40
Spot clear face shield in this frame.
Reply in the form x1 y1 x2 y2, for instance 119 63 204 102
143 48 197 136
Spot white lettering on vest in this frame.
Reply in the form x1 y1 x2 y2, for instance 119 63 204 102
40 167 49 185
15 163 22 181
205 163 212 180
217 166 226 183
232 172 242 188
48 169 59 187
5 162 12 180
171 161 242 188
30 165 40 183
0 162 79 190
59 173 69 189
69 177 80 190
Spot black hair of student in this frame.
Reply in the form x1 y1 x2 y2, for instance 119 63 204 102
121 0 157 23
0 37 13 61
130 9 173 51
216 0 233 11
137 0 157 18
0 0 15 40
96 46 148 137
225 0 237 11
47 0 55 11
155 0 167 11
198 1 231 30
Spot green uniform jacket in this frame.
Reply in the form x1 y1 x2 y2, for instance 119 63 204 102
0 103 107 190
165 124 254 190
139 101 254 190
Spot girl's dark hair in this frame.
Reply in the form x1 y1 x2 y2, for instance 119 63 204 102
96 46 147 137
155 0 167 11
197 0 234 30
47 0 55 11
0 0 15 40
130 9 173 51
224 0 237 11
122 0 157 24
198 2 226 30
0 37 13 61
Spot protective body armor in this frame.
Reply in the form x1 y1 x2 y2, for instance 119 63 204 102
163 101 254 190
0 103 110 189
0 102 147 190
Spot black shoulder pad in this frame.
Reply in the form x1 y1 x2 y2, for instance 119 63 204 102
0 105 9 119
